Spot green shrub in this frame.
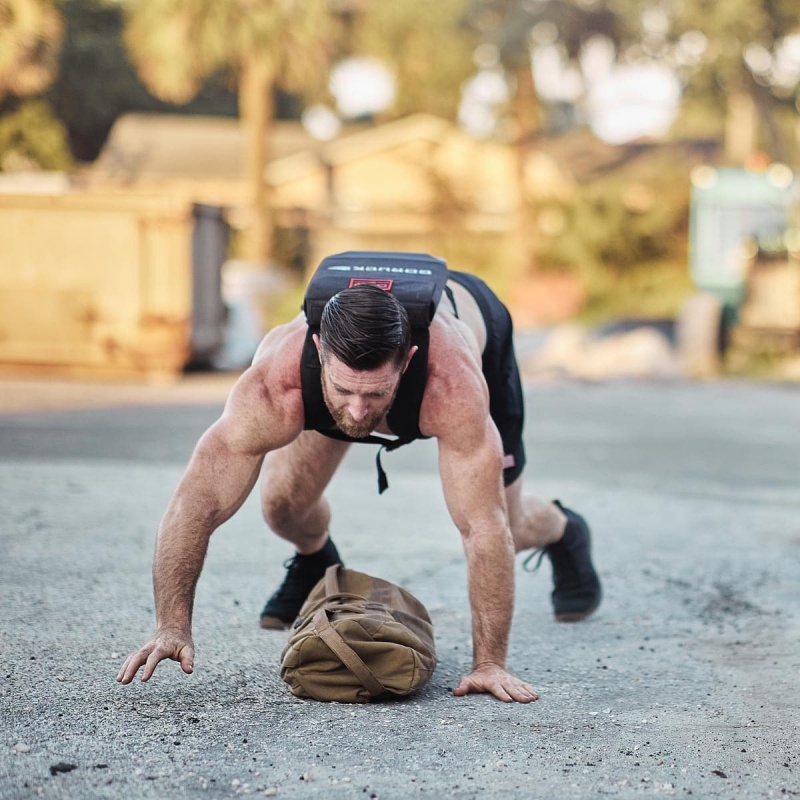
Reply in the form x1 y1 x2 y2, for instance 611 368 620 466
0 100 74 172
536 148 695 321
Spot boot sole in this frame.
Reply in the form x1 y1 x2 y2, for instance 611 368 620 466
555 609 596 622
554 597 601 623
259 615 290 630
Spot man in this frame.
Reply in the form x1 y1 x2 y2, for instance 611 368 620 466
117 252 601 703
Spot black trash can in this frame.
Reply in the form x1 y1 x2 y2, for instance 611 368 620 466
190 203 230 368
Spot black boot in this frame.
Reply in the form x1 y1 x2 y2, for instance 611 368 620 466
528 502 602 622
259 538 343 630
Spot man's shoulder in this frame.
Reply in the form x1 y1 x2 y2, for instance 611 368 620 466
250 315 307 380
220 319 307 447
427 312 483 377
231 317 306 410
420 317 488 438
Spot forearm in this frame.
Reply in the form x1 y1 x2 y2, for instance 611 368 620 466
152 506 213 632
463 527 516 668
151 429 264 630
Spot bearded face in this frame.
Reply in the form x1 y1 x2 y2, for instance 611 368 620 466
319 357 403 438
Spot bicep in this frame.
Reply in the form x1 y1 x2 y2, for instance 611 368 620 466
436 407 507 536
173 424 264 526
170 372 301 524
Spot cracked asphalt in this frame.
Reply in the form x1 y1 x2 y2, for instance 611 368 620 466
1 371 798 799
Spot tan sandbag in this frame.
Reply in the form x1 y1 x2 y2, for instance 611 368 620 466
280 565 437 703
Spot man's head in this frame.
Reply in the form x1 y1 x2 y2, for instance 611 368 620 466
315 285 415 437
318 284 411 370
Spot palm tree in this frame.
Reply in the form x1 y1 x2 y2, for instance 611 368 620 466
0 0 63 101
123 0 334 263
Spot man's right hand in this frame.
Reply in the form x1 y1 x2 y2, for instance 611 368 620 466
116 630 195 685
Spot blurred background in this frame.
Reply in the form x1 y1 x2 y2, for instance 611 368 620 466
1 0 799 382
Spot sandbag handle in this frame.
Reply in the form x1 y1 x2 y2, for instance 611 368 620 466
324 563 343 594
313 607 387 698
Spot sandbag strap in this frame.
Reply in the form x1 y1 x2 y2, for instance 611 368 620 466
313 608 387 698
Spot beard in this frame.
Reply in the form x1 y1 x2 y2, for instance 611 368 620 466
321 372 400 438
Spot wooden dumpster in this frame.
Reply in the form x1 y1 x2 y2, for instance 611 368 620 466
0 192 193 379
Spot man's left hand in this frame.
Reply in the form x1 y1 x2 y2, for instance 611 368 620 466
454 664 539 703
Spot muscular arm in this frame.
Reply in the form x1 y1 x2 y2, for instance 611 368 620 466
117 355 303 684
150 414 267 636
425 340 538 703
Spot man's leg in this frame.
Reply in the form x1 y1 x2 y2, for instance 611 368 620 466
505 478 602 622
505 479 566 551
259 432 350 629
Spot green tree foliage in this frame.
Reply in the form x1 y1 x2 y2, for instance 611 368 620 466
0 0 63 100
536 146 696 318
462 1 645 274
465 0 638 139
0 99 73 171
664 0 800 162
122 0 335 262
0 0 73 170
49 0 238 162
352 0 480 121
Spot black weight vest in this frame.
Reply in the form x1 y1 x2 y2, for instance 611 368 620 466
300 251 449 492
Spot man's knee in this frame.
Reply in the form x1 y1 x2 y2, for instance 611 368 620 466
259 434 347 534
261 491 305 532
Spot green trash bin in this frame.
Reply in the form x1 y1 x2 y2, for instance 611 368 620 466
688 165 795 323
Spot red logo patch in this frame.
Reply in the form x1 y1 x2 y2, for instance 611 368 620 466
348 278 394 290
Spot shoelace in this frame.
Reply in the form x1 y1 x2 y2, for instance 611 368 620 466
522 548 547 573
269 555 305 599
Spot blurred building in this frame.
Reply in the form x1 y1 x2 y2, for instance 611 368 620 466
82 112 524 274
0 112 719 378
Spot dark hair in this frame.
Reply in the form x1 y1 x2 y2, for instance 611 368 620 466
319 284 411 370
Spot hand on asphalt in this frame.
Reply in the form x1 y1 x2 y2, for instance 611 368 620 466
116 630 195 685
453 664 539 703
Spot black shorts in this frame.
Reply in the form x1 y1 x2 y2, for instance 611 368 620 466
447 271 526 486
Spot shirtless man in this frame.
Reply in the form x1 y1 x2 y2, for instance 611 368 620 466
117 255 601 703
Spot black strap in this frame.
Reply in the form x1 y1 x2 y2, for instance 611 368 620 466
374 438 414 494
444 284 458 318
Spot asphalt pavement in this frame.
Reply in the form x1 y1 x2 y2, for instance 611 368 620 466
1 371 798 799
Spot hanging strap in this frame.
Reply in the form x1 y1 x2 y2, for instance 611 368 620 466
375 437 414 494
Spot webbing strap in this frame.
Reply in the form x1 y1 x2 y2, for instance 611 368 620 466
313 608 387 698
314 566 387 698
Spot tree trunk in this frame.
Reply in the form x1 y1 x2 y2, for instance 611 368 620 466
512 62 540 275
513 62 540 186
239 56 274 263
724 90 757 165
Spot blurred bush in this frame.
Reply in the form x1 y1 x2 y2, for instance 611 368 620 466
0 100 73 171
534 148 697 322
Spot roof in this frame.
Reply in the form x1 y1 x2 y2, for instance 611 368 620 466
532 129 720 183
88 113 322 184
87 112 465 188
